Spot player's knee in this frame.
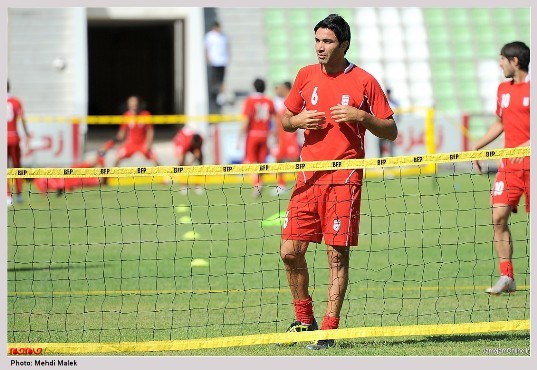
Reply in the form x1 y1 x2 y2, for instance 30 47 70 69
280 241 307 265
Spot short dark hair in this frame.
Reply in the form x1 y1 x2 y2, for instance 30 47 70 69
253 78 266 93
283 81 292 90
501 41 530 72
314 14 351 54
191 134 203 148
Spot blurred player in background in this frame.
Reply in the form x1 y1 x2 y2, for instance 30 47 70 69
239 78 276 197
7 80 31 206
473 41 530 295
114 95 160 167
172 125 204 194
173 125 204 166
272 81 300 195
378 88 399 157
278 14 397 350
33 141 111 196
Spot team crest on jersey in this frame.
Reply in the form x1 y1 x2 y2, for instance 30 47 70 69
523 97 529 107
333 218 341 233
341 95 350 106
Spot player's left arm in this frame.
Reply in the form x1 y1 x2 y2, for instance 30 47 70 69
330 105 397 140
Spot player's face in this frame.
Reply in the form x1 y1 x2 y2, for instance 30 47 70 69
127 96 139 111
315 28 346 67
499 55 516 78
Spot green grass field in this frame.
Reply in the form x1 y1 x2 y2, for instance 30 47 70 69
7 170 530 355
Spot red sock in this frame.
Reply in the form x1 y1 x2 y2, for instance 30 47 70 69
499 261 514 279
293 296 314 325
321 315 340 330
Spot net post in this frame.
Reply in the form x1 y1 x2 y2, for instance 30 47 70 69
424 107 437 173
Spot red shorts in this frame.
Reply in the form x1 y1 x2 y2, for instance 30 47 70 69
282 180 362 246
116 144 154 160
244 136 268 164
491 158 530 213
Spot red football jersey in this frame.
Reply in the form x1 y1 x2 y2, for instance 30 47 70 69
242 93 276 138
173 127 202 155
285 63 394 183
120 110 152 146
7 95 24 145
496 80 530 148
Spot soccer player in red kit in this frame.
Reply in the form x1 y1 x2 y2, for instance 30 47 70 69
173 126 204 166
7 80 31 206
114 95 159 167
172 126 204 194
278 14 397 350
239 78 276 195
272 81 300 195
473 41 530 295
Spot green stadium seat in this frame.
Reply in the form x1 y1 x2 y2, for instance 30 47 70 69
473 25 495 45
458 80 479 100
460 97 482 114
433 80 456 100
469 8 491 26
513 7 530 22
427 25 450 44
452 42 474 59
518 24 530 44
266 28 288 47
264 9 286 27
269 64 291 83
429 42 451 59
436 98 459 113
491 8 514 25
267 47 289 63
496 25 519 45
423 8 446 26
311 8 332 22
431 61 454 80
456 61 477 80
476 41 498 59
287 9 312 27
446 9 469 26
451 26 471 44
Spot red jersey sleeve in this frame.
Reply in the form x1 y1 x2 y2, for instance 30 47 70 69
364 76 394 119
242 97 253 118
285 68 308 113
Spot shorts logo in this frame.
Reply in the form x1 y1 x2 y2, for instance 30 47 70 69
333 218 341 233
283 211 289 229
492 181 504 196
341 95 350 106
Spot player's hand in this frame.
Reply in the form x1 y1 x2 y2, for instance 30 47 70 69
473 160 483 175
293 109 326 130
330 104 361 123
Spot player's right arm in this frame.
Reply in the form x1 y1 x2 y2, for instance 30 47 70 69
281 108 326 132
472 116 504 174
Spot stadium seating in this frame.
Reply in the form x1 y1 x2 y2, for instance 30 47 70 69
220 7 530 119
